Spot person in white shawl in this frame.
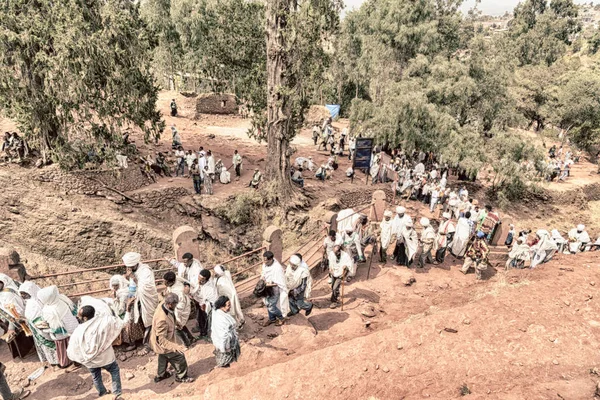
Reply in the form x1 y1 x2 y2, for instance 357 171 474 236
530 230 558 268
378 210 395 263
67 300 133 398
285 254 313 317
197 269 219 338
19 281 58 365
392 207 413 265
451 214 472 257
169 252 204 305
206 150 216 179
551 229 569 254
123 252 158 345
261 251 288 326
36 285 78 367
418 218 436 268
568 224 591 254
214 265 244 327
109 275 130 317
327 246 352 308
0 274 24 316
435 212 456 263
219 161 231 184
210 296 240 368
506 236 531 269
397 221 419 267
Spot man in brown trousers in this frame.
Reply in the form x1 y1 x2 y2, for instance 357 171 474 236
150 293 195 383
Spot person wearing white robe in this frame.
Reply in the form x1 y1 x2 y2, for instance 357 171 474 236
214 265 244 326
261 251 288 325
392 206 412 264
109 275 130 318
418 218 436 268
551 229 568 254
19 281 58 365
67 302 132 398
397 221 419 266
414 162 425 176
206 151 216 178
197 151 207 173
327 246 352 308
451 215 472 257
285 255 313 317
568 224 591 253
170 253 204 305
123 252 158 344
197 269 219 337
211 296 240 368
530 230 558 268
336 208 361 233
435 212 456 263
323 230 343 254
219 164 231 184
36 285 78 367
506 236 531 269
340 229 362 275
378 210 395 262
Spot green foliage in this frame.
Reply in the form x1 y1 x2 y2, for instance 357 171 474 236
0 0 163 165
217 191 264 225
553 70 600 149
509 0 581 66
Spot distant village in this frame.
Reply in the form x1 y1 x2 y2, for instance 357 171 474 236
475 2 600 34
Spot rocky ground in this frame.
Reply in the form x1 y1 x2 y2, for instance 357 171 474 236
1 90 600 399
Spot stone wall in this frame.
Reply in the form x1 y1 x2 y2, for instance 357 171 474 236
195 93 238 116
37 164 153 195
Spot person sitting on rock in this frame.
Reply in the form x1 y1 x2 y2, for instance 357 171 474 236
155 152 171 177
249 168 262 189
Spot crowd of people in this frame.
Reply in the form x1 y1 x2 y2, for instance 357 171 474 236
0 251 254 399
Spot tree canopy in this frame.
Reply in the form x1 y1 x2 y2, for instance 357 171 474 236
0 0 163 166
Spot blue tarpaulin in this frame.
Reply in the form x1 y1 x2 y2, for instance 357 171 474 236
325 104 340 120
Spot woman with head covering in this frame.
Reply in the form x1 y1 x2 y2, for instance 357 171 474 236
109 275 143 351
213 265 244 326
531 230 558 268
36 285 78 367
0 274 26 346
210 296 240 368
19 281 59 365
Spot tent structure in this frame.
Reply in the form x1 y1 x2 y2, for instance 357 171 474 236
325 104 340 120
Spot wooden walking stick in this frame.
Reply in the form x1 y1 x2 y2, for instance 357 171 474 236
340 273 345 311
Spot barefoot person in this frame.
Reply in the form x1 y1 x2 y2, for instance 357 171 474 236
210 296 241 368
285 254 313 317
150 293 194 384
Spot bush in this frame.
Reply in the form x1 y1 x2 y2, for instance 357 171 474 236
218 191 264 225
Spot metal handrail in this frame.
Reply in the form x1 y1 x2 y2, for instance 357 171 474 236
218 247 266 267
32 258 166 280
231 261 263 278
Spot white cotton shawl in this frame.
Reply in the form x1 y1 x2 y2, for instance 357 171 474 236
380 218 394 249
79 296 114 318
67 314 124 366
0 274 19 291
262 260 289 315
37 285 77 335
0 274 24 315
199 278 219 313
215 268 244 324
167 278 191 327
19 281 42 321
451 217 472 257
132 264 158 327
211 309 238 353
285 261 312 299
400 227 419 261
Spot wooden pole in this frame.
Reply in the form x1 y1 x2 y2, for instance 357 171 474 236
340 275 345 311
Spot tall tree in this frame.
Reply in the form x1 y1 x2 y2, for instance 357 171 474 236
0 0 162 165
264 0 340 200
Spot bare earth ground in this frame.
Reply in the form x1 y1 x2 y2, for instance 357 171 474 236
1 90 600 399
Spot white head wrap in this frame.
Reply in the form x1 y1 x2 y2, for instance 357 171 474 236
518 236 527 244
122 252 141 267
405 220 414 228
384 210 393 218
214 265 225 276
396 206 406 214
577 224 585 231
442 212 451 219
290 255 301 266
420 217 430 227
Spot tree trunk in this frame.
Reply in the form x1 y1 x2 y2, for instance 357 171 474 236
265 0 295 201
